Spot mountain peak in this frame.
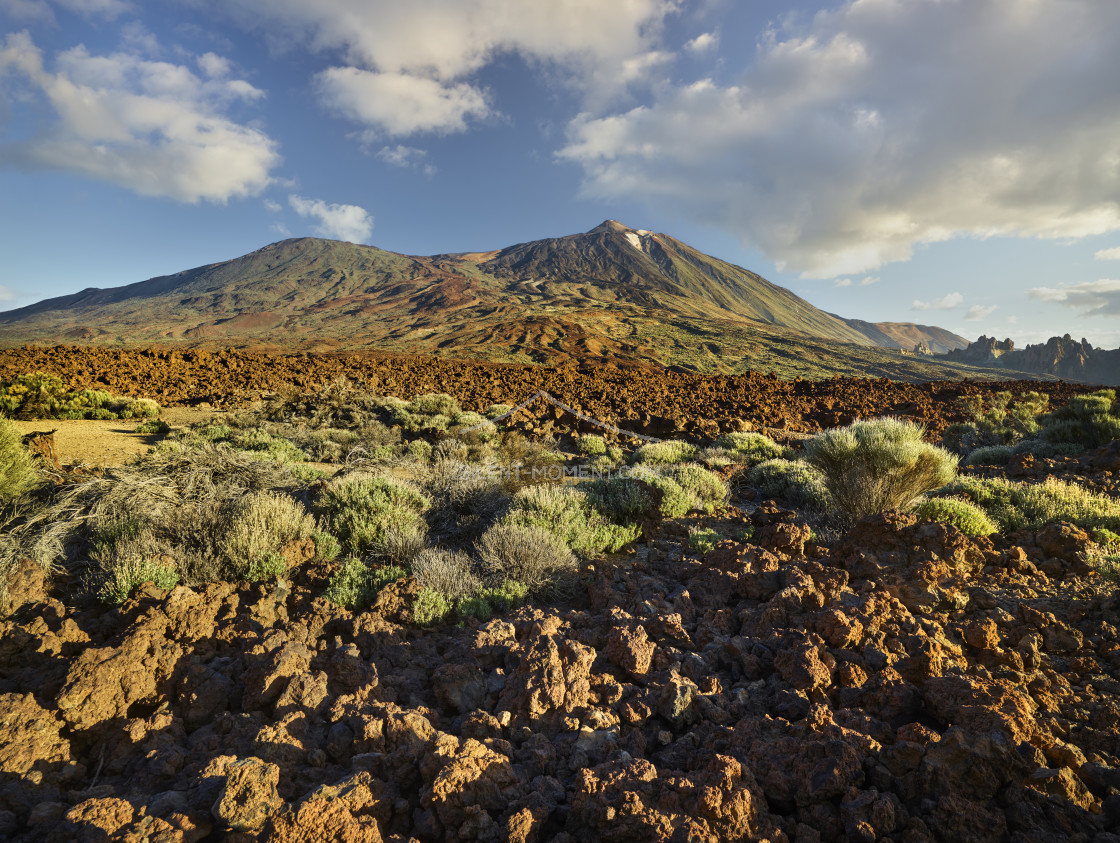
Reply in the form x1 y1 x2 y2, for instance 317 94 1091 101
590 219 639 234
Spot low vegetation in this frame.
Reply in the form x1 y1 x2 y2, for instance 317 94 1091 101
804 417 958 522
0 372 160 420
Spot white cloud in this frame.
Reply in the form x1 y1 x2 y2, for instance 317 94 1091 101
289 194 373 243
316 68 489 137
1095 246 1120 260
858 276 879 286
1007 315 1017 324
262 198 281 212
560 0 1120 278
376 144 435 175
213 0 676 135
965 304 997 321
0 32 279 202
912 292 963 311
833 278 851 288
0 284 14 302
684 32 718 55
1028 279 1120 317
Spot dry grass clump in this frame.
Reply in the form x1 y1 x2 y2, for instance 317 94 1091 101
477 522 579 598
0 418 40 508
411 547 481 602
421 459 509 545
745 459 833 511
219 491 315 576
804 417 957 522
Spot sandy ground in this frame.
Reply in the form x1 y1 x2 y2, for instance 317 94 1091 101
13 407 220 468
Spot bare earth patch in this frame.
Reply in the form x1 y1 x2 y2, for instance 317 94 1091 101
12 406 218 467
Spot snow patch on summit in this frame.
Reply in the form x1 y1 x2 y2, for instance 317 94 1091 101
624 231 642 251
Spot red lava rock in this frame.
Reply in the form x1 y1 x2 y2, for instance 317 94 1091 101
211 756 284 832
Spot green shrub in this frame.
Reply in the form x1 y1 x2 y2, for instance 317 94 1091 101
323 558 406 609
247 552 287 581
456 595 493 622
317 473 430 558
582 477 655 521
411 393 461 417
736 525 755 543
1091 528 1120 550
312 530 342 561
697 447 735 468
913 497 997 536
135 419 172 436
219 491 315 577
477 579 528 611
1039 390 1120 447
413 587 452 625
501 484 639 556
746 459 832 510
963 445 1016 467
0 418 40 506
641 474 694 518
804 418 957 521
578 434 608 456
934 475 1120 534
97 554 180 604
121 398 161 419
408 439 434 462
477 522 580 597
714 432 789 466
231 428 308 463
632 439 698 466
687 526 721 554
0 373 68 419
672 464 728 513
485 403 514 420
411 547 481 602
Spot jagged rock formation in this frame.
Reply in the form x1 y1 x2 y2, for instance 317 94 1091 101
942 335 1119 385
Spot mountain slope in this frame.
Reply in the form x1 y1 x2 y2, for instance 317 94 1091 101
0 222 1013 380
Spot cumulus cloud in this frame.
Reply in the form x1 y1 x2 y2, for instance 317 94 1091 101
0 284 15 303
1028 279 1120 317
0 32 279 202
965 304 998 321
684 32 718 55
213 0 675 135
289 194 373 243
560 0 1120 278
1095 246 1120 260
833 278 851 288
316 68 489 136
912 292 963 311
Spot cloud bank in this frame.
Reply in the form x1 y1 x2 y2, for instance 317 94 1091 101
1029 280 1120 318
560 0 1120 278
214 0 677 136
0 32 279 202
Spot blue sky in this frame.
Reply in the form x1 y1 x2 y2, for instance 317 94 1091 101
2 0 1120 349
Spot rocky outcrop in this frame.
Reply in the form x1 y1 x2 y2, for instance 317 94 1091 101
943 334 1120 385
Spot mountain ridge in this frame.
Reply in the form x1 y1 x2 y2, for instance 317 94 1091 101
0 222 999 381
